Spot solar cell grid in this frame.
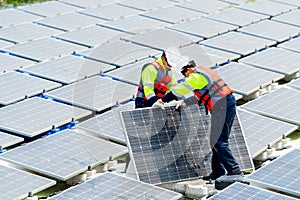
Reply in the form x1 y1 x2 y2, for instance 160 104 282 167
120 105 253 184
0 165 56 200
209 182 297 200
49 172 182 200
0 129 127 181
247 149 300 198
0 97 92 137
0 71 61 105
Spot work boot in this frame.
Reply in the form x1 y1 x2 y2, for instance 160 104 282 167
202 172 225 181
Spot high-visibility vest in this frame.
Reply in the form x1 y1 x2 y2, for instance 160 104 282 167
136 61 173 100
193 66 232 110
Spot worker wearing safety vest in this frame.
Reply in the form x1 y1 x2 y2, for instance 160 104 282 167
135 50 177 108
155 61 242 180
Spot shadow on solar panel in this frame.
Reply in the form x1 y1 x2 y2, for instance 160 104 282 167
120 105 253 184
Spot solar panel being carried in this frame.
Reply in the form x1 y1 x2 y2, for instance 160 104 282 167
120 105 253 184
237 109 298 158
242 87 300 126
0 129 127 181
0 71 61 105
247 149 300 198
209 182 297 200
49 172 182 200
45 76 136 112
0 165 56 200
0 97 92 137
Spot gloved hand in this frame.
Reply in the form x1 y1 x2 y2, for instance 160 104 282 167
175 100 185 110
152 99 164 109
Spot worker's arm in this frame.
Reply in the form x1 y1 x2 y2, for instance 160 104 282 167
142 64 158 105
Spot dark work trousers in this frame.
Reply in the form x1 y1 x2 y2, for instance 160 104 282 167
210 93 241 176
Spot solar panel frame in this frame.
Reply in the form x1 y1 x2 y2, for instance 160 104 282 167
237 109 298 158
45 76 137 112
0 23 63 44
272 10 300 27
216 62 284 96
204 7 269 27
120 105 253 184
78 40 159 67
35 12 105 32
0 129 127 181
4 37 87 62
0 131 24 149
278 37 300 54
200 32 276 56
0 53 36 74
167 17 238 39
246 149 300 198
0 165 56 200
54 25 130 48
100 15 169 35
209 182 297 200
49 172 182 200
238 20 300 43
76 101 135 144
0 97 92 137
241 87 300 126
239 47 300 76
21 55 115 84
0 71 62 105
140 5 204 24
0 9 43 28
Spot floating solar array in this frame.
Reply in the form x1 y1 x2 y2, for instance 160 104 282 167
204 7 269 27
117 0 175 11
4 38 87 62
239 47 300 77
0 131 24 149
0 23 62 44
124 29 195 51
0 53 36 74
216 62 284 96
168 17 238 39
141 5 202 24
177 0 230 15
49 172 182 200
272 9 300 27
247 149 300 198
0 97 92 137
242 87 300 126
278 37 300 53
78 4 141 21
79 40 159 67
0 71 61 105
209 182 297 200
237 0 296 17
76 101 135 144
0 9 43 28
200 32 276 56
18 1 81 17
36 12 105 32
0 129 127 181
106 58 154 85
238 109 298 158
238 20 300 43
289 78 300 91
21 55 115 84
120 105 253 184
45 76 136 112
0 165 56 200
55 25 130 48
101 15 169 35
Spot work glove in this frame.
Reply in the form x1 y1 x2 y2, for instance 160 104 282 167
152 99 164 110
175 100 185 110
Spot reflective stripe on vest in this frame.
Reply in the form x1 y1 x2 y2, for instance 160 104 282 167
137 61 172 100
194 66 232 110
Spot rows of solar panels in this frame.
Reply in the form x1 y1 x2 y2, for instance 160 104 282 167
0 0 300 199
